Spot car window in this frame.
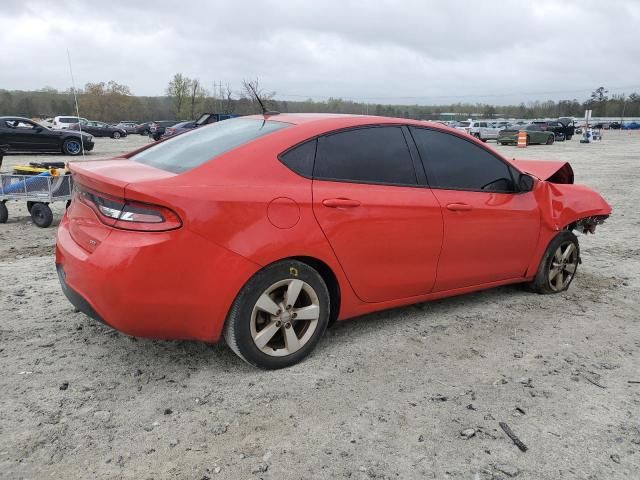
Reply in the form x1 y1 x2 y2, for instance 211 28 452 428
314 126 417 186
280 139 317 177
131 118 289 174
410 127 515 192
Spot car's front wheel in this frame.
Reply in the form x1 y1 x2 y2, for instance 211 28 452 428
529 231 579 294
62 138 82 156
223 260 330 369
112 131 121 139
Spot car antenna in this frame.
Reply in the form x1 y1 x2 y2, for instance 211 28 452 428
66 48 85 161
247 83 279 117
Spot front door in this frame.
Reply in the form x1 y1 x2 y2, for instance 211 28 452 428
312 126 444 303
410 127 540 292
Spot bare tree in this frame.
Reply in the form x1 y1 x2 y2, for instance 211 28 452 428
188 78 207 119
241 78 275 113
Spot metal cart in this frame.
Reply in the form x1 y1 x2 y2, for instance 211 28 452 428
0 171 73 228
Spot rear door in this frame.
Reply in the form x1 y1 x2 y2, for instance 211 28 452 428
312 126 443 303
409 127 540 291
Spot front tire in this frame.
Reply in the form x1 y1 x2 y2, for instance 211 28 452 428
0 201 8 223
62 138 83 156
112 131 122 139
529 231 579 294
223 260 330 369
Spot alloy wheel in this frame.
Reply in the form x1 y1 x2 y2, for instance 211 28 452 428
250 279 320 357
548 241 578 292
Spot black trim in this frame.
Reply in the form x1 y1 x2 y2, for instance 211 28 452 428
56 264 108 325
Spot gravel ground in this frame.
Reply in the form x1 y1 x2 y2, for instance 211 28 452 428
0 131 639 479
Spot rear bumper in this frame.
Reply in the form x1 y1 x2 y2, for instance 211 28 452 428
55 213 260 342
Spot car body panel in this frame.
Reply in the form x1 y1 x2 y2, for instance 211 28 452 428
56 114 611 343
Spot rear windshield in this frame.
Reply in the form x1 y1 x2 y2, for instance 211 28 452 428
131 118 289 173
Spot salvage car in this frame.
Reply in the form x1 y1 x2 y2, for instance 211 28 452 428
0 116 93 155
56 114 611 369
69 120 127 139
497 124 556 145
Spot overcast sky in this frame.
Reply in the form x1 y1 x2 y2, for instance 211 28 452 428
2 0 639 105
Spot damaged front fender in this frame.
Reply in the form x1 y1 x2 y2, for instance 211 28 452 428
533 182 611 232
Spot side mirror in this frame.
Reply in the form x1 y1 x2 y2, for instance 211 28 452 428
35 126 43 133
518 173 535 192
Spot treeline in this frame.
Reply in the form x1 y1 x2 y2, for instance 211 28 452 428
1 81 638 123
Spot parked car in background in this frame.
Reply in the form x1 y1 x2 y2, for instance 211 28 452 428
135 122 154 135
621 121 640 130
116 122 140 134
56 114 611 369
150 120 181 140
161 121 197 139
41 118 54 128
51 116 88 130
468 121 502 142
609 122 621 130
454 121 472 133
69 120 127 139
497 124 556 145
0 116 93 155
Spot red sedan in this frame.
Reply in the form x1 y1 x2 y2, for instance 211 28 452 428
55 114 611 369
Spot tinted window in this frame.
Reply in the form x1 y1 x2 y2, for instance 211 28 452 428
410 127 514 192
280 139 316 177
131 118 289 174
314 127 416 185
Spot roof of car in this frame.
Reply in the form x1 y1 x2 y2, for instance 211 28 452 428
0 116 33 121
243 113 450 130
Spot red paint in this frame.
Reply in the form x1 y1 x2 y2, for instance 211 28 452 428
56 115 612 343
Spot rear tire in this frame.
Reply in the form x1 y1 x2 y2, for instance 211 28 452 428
30 203 53 228
546 135 555 145
528 231 579 294
223 260 330 369
0 201 8 223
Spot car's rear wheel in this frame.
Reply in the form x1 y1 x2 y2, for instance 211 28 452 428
546 135 555 145
62 138 82 156
529 231 579 294
223 260 330 369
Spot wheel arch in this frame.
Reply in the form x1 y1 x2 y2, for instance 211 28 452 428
290 256 341 326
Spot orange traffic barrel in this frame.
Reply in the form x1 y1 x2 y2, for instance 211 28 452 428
517 131 527 148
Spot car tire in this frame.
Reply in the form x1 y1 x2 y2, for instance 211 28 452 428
112 131 121 139
62 138 83 156
30 203 53 228
528 231 579 294
546 135 555 145
0 201 8 223
223 260 330 370
526 135 530 145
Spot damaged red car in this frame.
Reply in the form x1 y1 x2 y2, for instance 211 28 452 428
55 114 611 369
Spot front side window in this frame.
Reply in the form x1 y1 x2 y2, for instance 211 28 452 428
131 118 289 174
314 126 417 186
410 127 515 192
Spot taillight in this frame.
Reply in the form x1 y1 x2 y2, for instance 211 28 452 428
76 186 181 231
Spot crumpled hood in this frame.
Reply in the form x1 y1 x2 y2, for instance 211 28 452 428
513 159 574 184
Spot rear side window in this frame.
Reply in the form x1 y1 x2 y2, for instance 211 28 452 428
131 118 289 174
279 139 316 177
314 127 417 186
410 127 514 192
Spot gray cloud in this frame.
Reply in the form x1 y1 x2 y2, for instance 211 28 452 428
1 0 639 104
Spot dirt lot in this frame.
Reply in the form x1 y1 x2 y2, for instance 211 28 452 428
0 131 639 480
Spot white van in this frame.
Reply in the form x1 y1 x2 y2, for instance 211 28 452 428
51 116 87 130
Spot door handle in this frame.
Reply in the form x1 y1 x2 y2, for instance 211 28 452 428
322 198 361 208
446 203 473 212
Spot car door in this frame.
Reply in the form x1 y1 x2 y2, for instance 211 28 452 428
312 126 444 303
3 119 52 150
409 127 540 292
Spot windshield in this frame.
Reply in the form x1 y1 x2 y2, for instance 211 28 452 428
131 118 289 173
